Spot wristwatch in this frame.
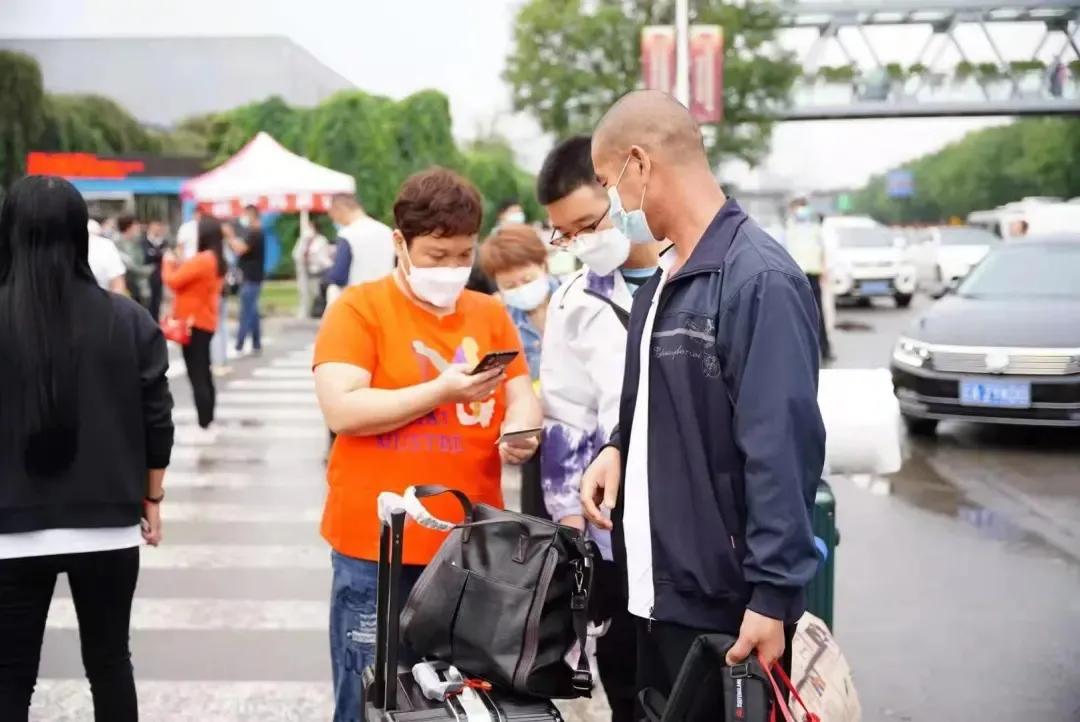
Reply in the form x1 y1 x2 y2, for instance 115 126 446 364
145 492 166 504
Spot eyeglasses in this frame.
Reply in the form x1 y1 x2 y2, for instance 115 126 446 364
549 204 610 248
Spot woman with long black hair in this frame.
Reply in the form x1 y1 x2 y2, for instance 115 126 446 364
162 217 226 444
0 176 174 721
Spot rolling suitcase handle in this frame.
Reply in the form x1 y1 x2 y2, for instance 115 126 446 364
373 494 407 713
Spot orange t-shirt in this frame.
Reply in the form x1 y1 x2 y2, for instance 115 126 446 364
313 275 529 565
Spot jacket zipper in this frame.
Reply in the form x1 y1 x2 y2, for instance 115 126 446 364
512 547 559 691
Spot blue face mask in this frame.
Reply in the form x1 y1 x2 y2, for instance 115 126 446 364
794 206 814 222
608 154 658 244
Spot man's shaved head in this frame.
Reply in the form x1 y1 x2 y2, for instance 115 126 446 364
591 90 725 246
593 90 706 167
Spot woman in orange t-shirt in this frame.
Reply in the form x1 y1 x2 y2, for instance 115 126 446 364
313 168 541 717
162 216 225 441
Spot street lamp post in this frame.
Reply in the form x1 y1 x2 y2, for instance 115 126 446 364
675 0 691 106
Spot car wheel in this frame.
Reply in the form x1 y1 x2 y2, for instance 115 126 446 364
895 293 913 308
903 415 938 436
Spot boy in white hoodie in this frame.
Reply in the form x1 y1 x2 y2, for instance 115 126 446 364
537 135 660 722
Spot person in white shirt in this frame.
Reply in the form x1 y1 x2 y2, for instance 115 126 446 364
176 208 203 261
325 193 395 303
87 219 128 294
292 214 333 318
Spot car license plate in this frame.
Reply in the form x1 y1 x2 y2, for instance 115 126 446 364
859 280 890 295
959 379 1031 408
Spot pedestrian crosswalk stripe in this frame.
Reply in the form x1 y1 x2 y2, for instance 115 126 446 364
165 338 279 381
31 681 332 720
181 425 327 442
168 446 320 464
46 598 329 631
166 471 323 488
174 407 325 422
216 391 319 405
227 379 315 391
141 544 326 569
253 367 315 379
164 503 322 523
270 358 314 369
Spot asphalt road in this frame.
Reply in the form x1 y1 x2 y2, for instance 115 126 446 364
28 302 1080 722
829 295 1080 722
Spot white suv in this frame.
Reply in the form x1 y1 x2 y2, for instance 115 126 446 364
824 219 917 308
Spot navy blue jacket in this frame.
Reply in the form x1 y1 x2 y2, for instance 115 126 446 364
610 199 825 631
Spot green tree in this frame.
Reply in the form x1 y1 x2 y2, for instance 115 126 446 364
0 51 46 192
461 137 539 236
305 90 399 222
38 94 163 155
392 90 463 176
853 118 1080 224
503 0 799 166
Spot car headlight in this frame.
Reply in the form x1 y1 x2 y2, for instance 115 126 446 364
893 337 931 368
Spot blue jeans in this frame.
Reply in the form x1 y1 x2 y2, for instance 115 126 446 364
236 281 262 352
329 551 423 722
210 294 229 367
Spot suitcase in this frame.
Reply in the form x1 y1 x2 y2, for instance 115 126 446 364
365 499 564 721
805 481 839 630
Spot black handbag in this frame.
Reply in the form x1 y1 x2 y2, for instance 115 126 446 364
640 634 770 722
399 485 596 699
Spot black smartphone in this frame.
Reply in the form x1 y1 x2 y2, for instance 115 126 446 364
496 427 542 444
470 350 519 375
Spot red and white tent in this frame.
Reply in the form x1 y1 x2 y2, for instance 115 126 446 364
181 132 355 217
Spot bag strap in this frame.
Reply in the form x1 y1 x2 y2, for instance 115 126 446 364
406 485 533 546
410 484 474 524
760 653 820 722
583 288 631 331
569 535 595 693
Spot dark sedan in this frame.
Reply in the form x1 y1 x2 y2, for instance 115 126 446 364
891 234 1080 434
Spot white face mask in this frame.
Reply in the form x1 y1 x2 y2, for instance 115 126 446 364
502 275 550 312
570 227 631 276
402 248 472 309
608 154 659 245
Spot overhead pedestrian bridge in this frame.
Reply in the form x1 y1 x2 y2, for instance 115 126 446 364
774 0 1080 119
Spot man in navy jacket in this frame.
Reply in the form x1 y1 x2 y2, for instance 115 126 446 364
581 90 826 698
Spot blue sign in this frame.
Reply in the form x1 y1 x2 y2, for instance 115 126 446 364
886 169 915 199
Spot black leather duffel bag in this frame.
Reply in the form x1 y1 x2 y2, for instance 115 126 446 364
399 485 596 699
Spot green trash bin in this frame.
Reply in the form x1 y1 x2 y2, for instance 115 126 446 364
805 480 838 630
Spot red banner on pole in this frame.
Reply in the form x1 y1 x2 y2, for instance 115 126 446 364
689 25 724 123
641 26 676 95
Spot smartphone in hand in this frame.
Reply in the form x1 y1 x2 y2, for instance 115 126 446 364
496 427 542 445
470 350 519 376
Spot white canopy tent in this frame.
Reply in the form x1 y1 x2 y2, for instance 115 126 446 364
181 131 355 217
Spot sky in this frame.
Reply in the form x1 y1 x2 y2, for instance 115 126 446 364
0 0 1057 190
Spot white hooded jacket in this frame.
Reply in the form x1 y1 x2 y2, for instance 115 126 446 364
539 268 635 562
